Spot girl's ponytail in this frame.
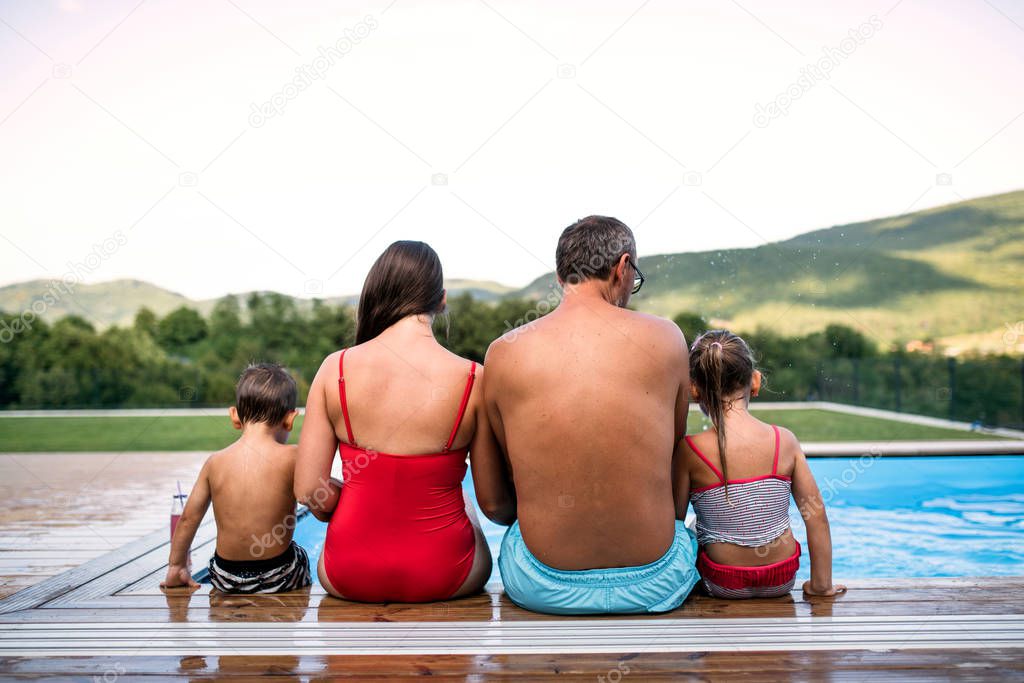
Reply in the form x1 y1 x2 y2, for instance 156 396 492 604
705 341 729 486
689 331 757 502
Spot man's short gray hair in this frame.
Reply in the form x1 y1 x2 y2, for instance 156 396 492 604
556 216 637 285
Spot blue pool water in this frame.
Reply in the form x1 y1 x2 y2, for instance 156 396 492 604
291 456 1024 582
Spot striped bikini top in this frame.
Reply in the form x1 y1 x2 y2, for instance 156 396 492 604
685 425 792 548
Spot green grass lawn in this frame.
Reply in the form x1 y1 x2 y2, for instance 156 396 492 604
0 408 1005 453
0 414 307 453
692 409 1002 442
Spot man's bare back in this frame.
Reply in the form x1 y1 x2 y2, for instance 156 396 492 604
485 273 689 570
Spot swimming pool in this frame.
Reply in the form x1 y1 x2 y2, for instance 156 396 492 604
290 455 1024 583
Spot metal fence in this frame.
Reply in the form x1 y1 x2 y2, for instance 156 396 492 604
777 355 1024 430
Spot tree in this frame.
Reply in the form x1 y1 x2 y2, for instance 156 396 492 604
157 307 208 354
672 312 708 346
822 324 874 359
134 307 158 338
208 296 243 362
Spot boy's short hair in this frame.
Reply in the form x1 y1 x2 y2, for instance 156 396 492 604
235 363 297 425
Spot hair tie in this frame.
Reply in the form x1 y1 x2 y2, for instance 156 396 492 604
710 341 723 351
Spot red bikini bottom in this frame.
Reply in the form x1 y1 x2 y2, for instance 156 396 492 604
698 542 801 599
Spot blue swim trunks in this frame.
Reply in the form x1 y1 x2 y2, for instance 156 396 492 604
498 520 699 615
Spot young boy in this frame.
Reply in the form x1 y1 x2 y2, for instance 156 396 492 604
161 363 312 593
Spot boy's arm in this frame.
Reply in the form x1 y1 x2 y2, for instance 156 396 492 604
295 355 342 522
161 461 212 589
469 367 516 526
791 440 846 597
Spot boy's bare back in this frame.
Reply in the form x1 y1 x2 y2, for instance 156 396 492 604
203 438 299 562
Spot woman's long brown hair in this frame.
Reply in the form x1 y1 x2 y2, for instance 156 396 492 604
689 330 757 494
355 241 445 345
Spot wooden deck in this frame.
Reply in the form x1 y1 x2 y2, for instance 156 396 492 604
1 452 1023 679
0 452 208 600
2 532 1022 679
2 578 1023 679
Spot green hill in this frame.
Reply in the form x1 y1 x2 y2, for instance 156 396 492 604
514 189 1024 349
0 278 517 329
0 279 194 329
2 190 1020 351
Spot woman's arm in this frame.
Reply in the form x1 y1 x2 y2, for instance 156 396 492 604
161 460 212 589
470 367 517 526
295 354 342 522
791 436 846 596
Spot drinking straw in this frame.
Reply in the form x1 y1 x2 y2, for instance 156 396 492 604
177 480 184 501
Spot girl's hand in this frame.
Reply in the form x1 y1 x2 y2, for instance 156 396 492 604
160 564 199 590
802 580 847 597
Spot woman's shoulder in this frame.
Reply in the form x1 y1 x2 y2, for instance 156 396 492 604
318 347 351 377
436 345 482 373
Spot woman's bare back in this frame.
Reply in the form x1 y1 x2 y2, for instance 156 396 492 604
325 326 480 455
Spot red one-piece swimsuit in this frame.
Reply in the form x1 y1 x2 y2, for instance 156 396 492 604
322 349 477 602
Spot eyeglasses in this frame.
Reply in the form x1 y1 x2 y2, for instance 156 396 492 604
628 256 645 295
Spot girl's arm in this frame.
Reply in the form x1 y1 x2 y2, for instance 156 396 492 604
161 461 212 589
469 367 517 525
295 354 343 522
791 437 846 596
672 439 691 520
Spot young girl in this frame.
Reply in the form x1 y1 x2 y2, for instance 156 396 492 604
674 330 845 599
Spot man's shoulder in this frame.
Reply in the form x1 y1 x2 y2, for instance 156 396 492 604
623 310 686 346
485 317 546 363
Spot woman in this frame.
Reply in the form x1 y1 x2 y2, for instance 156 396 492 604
295 240 516 602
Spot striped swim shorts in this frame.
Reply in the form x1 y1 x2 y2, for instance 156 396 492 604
208 540 312 594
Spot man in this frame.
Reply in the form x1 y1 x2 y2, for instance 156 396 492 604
483 215 698 615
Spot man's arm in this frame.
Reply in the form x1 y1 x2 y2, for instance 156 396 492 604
671 439 691 520
470 368 517 525
161 460 212 589
295 354 342 522
669 323 691 441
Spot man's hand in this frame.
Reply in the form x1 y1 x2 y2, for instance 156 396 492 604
802 580 847 597
160 564 198 590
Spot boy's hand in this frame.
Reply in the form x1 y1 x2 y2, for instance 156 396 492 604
802 580 847 597
160 564 199 590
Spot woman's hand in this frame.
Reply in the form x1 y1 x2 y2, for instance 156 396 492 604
802 580 847 597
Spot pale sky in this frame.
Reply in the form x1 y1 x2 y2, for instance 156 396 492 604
1 0 1022 299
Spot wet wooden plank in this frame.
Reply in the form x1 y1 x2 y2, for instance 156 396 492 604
0 649 1021 680
0 579 1020 624
0 519 212 614
0 452 209 602
3 616 1020 659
